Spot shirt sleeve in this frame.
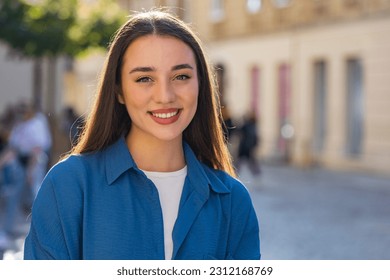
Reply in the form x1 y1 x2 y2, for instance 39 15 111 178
227 183 261 260
24 158 84 260
24 175 71 259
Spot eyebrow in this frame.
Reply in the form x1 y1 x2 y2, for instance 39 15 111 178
171 63 194 71
129 66 155 74
129 63 194 74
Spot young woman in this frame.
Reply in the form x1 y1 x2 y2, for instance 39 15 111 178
24 10 260 260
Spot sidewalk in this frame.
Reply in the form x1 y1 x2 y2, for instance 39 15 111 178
0 209 29 260
239 162 390 260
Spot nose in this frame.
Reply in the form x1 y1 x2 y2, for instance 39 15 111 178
153 80 176 104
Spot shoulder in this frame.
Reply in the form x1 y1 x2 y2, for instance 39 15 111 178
202 164 251 200
33 152 106 217
49 153 96 177
44 151 104 192
201 164 258 233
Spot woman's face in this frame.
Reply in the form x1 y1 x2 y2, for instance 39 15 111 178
119 35 199 144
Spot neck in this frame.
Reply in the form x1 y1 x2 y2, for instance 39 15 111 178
125 133 185 172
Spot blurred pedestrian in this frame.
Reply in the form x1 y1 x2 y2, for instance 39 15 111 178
221 106 235 142
0 147 25 242
0 106 25 250
237 111 261 176
61 106 84 148
24 10 260 260
7 102 52 205
0 125 8 153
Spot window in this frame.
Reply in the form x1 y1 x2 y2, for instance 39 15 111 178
167 0 191 22
346 58 364 156
215 63 226 105
313 61 327 154
277 63 293 161
128 0 155 11
273 0 292 8
247 0 262 14
250 66 261 116
278 64 291 127
210 0 225 22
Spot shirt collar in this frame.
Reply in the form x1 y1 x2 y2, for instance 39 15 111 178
104 136 230 194
104 137 136 185
183 142 230 195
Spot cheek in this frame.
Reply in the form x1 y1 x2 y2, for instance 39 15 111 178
189 80 199 103
122 90 146 108
121 95 148 122
193 91 199 108
188 92 199 119
186 86 198 108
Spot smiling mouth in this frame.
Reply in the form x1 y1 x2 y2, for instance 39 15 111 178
149 109 180 119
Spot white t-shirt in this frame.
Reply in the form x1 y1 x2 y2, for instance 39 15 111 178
142 166 187 260
9 112 52 154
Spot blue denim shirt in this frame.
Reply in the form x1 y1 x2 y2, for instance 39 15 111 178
24 137 260 260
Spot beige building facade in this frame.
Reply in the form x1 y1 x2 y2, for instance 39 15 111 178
187 0 390 175
56 0 390 174
0 44 32 112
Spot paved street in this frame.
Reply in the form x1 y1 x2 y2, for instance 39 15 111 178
1 162 390 260
239 162 390 260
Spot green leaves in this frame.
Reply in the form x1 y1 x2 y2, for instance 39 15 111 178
0 0 126 58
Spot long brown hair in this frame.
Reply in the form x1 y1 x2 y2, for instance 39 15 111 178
71 10 236 176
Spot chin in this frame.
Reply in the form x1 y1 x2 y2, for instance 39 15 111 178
151 131 183 143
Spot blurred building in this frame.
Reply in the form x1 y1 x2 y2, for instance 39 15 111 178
59 0 390 175
189 0 390 175
2 0 389 175
0 50 65 116
0 45 67 163
0 45 32 112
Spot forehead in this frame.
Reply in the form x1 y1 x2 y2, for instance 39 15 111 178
122 35 196 67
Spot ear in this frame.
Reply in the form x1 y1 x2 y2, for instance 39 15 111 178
117 93 125 104
116 86 125 104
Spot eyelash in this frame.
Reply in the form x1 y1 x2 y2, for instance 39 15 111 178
136 76 152 83
175 74 191 81
135 74 191 83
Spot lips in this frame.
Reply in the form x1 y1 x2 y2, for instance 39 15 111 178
148 108 181 125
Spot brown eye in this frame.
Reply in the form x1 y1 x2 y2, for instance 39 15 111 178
175 74 190 81
136 76 153 83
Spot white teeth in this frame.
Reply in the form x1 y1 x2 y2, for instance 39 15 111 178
152 111 178 119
